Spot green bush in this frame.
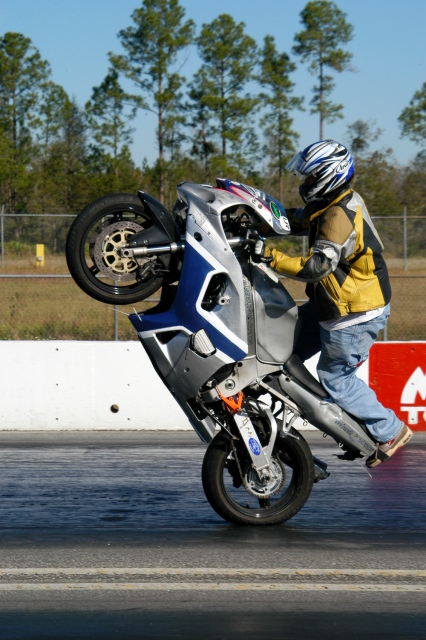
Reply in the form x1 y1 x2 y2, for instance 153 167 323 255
4 240 36 257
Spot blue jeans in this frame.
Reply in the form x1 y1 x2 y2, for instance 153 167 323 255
294 300 403 443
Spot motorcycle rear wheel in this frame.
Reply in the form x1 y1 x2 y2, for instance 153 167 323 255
66 193 164 305
202 429 314 526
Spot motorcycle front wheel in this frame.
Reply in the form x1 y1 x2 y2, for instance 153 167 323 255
202 429 314 526
66 193 165 305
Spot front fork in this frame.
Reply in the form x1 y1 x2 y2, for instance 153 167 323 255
232 411 277 481
219 387 329 484
217 388 279 482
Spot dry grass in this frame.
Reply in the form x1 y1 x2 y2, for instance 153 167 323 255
282 275 426 341
385 257 426 275
0 276 157 340
1 255 70 275
1 256 425 341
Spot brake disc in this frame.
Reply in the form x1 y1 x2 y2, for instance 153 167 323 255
244 458 286 498
93 220 143 282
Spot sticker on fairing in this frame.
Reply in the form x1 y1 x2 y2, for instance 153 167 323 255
280 216 291 231
270 201 280 219
254 262 279 283
248 438 261 456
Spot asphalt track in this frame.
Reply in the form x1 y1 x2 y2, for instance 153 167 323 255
0 430 424 639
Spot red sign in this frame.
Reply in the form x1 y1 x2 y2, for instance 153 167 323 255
369 343 426 431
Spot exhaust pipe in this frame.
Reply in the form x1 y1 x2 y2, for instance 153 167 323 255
278 373 376 457
313 455 330 483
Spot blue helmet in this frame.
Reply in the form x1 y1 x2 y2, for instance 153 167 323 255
286 140 354 204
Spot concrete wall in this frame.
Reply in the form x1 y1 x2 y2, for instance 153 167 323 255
0 341 368 432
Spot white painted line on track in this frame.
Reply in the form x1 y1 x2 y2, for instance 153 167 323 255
0 582 424 592
0 568 425 577
1 568 424 593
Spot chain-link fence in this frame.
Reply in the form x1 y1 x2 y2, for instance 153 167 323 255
1 211 425 341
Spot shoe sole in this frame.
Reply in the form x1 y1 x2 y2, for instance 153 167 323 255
366 428 413 468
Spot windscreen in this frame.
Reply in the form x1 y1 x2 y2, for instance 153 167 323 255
216 178 291 235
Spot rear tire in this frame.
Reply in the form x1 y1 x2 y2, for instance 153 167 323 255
202 429 314 526
66 193 164 305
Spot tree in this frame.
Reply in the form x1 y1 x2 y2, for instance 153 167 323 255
258 35 303 202
86 60 142 189
34 82 71 212
186 76 217 181
351 150 402 217
54 97 89 211
112 0 195 204
162 102 188 206
346 119 383 156
401 153 426 218
192 14 258 170
0 32 50 211
398 82 426 147
293 0 353 139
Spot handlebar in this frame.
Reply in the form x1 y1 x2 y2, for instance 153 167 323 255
120 241 186 259
119 236 254 259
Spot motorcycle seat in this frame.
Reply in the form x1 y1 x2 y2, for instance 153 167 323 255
284 353 329 399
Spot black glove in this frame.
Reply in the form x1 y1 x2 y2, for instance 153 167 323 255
252 239 273 264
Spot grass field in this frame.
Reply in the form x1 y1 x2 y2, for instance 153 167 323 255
282 276 426 341
1 256 425 341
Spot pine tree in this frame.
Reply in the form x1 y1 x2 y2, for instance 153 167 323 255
0 32 50 211
398 82 426 147
345 119 383 157
192 14 258 174
112 0 195 204
34 82 71 212
86 60 142 189
292 0 353 139
186 74 217 182
258 35 303 202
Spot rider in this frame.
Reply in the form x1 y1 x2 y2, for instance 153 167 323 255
254 140 413 468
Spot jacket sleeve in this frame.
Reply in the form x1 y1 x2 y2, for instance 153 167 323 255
270 247 337 282
270 205 352 283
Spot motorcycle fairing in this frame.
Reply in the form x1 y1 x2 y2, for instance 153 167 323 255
128 185 252 442
135 326 223 442
129 237 248 363
216 178 291 235
251 262 300 365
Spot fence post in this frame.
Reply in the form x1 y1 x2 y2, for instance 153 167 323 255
114 305 118 341
403 205 407 271
0 204 4 267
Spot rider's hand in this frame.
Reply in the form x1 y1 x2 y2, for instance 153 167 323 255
253 239 273 264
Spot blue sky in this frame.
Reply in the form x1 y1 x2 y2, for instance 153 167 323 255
2 0 425 168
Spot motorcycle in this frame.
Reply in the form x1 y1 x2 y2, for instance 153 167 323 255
66 179 379 526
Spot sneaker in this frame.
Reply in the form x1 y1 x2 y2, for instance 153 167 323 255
366 424 413 468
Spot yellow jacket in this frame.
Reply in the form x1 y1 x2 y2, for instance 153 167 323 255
270 189 392 321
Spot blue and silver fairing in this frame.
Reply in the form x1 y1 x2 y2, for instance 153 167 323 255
128 183 250 441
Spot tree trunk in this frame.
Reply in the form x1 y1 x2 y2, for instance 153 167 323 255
319 51 324 140
221 65 226 157
11 85 17 214
158 78 165 205
278 108 283 203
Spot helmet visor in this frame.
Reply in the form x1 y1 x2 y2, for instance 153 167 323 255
285 152 304 176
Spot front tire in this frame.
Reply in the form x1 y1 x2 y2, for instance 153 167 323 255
66 193 165 305
202 429 314 526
